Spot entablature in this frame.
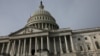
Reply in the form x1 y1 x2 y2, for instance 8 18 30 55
9 32 49 39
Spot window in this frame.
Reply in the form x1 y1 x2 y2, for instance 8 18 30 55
94 36 96 39
95 41 100 49
80 46 83 51
87 45 91 50
85 37 87 40
78 38 81 41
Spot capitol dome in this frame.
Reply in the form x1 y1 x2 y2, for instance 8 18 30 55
26 1 59 30
33 9 51 16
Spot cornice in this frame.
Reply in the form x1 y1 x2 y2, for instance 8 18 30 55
73 27 100 34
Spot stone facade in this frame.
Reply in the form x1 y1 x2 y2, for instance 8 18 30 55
0 1 100 56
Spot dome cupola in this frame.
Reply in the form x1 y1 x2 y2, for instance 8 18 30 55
26 1 59 30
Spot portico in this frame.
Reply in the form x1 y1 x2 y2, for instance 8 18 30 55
0 31 76 56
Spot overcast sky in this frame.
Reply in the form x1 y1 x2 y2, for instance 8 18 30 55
0 0 100 36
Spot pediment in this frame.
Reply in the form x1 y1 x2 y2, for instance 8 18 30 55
9 27 43 36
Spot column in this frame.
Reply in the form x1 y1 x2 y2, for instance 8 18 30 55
52 25 54 29
17 40 21 56
44 23 46 28
6 41 11 53
70 35 75 52
42 23 43 29
53 25 55 29
21 42 23 56
53 37 57 55
47 36 50 51
23 39 26 56
64 36 69 53
41 37 43 49
13 40 16 56
59 36 63 54
37 23 40 28
35 24 36 28
36 23 38 28
49 24 50 29
35 37 38 53
45 23 47 28
29 38 32 55
1 43 5 53
51 24 53 29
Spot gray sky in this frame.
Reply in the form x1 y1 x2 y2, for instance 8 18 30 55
0 0 100 36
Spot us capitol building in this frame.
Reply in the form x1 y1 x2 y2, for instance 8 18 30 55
0 1 100 56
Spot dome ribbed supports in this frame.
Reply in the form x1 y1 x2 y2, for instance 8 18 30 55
26 1 59 30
